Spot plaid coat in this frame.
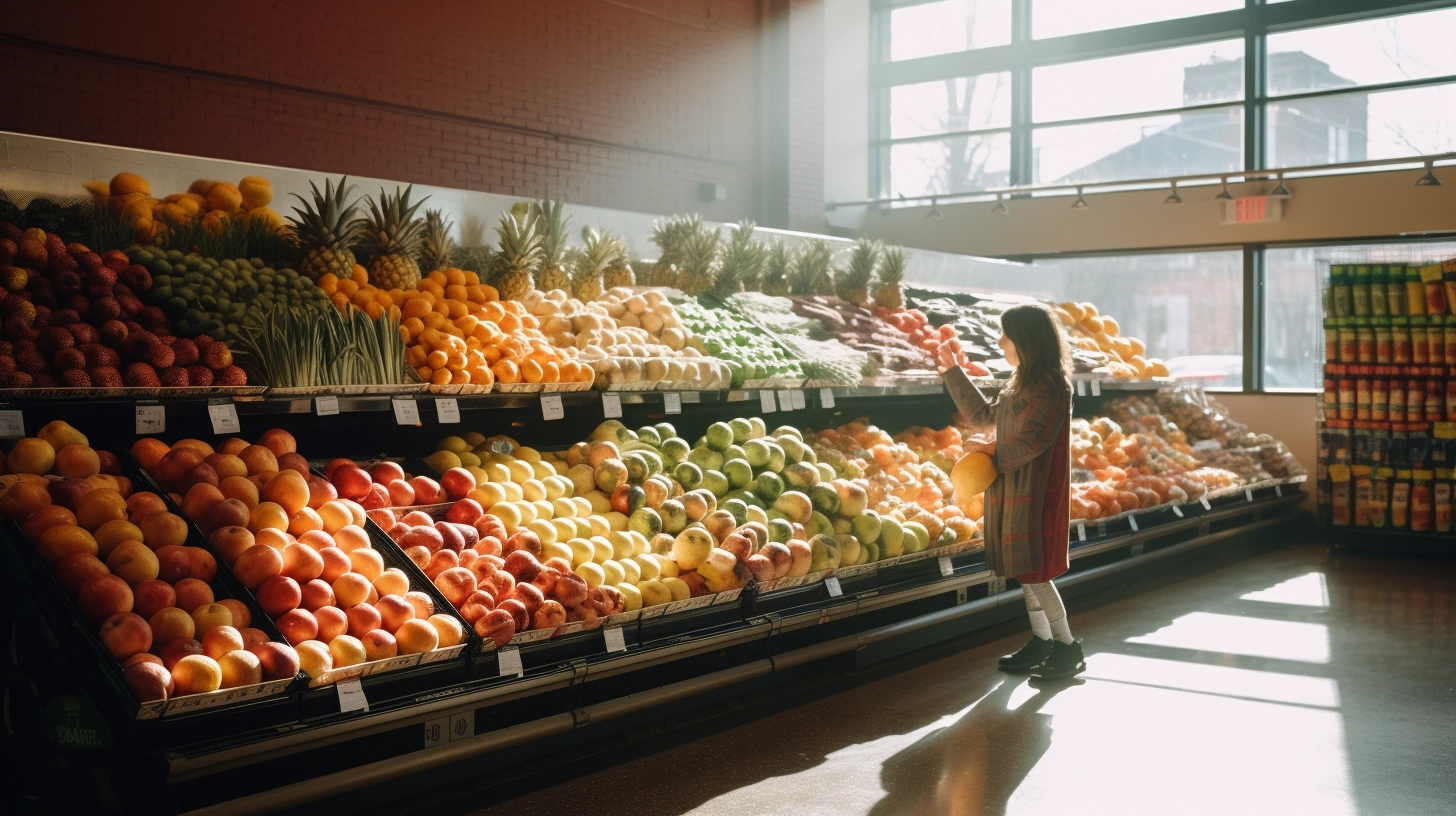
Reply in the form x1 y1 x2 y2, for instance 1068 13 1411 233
944 367 1071 583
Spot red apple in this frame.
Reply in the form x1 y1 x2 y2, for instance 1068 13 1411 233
439 468 476 502
255 575 302 617
475 608 515 648
408 476 443 505
369 461 407 484
248 641 301 681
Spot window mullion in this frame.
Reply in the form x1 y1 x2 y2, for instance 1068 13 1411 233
1011 0 1033 187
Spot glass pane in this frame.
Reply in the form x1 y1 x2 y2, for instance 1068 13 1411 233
1033 0 1241 40
1028 252 1245 389
1262 248 1322 390
1267 8 1456 96
884 133 1012 197
1033 107 1242 185
889 0 1013 62
1267 82 1456 168
889 73 1012 139
1033 40 1244 122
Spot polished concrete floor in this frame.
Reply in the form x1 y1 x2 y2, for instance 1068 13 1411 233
465 534 1456 816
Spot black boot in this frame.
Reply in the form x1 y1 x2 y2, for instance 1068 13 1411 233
998 636 1054 673
1029 639 1086 681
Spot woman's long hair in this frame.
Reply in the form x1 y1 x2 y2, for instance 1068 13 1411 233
1002 303 1071 392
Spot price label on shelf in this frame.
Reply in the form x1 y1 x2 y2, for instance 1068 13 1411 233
759 390 777 413
1076 380 1088 396
392 399 420 426
791 390 807 410
1077 523 1087 542
0 410 24 438
135 403 164 435
777 389 795 411
336 677 369 713
314 395 340 416
496 647 523 677
1091 380 1102 396
1200 496 1212 510
207 400 240 435
601 392 623 419
663 392 682 415
1128 515 1139 532
435 398 460 424
1275 484 1284 497
938 557 954 577
1172 505 1184 518
819 388 836 409
824 576 842 597
540 394 564 421
680 391 701 404
603 626 626 653
1245 489 1254 503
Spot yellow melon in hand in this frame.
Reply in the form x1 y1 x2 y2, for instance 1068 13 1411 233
951 451 997 507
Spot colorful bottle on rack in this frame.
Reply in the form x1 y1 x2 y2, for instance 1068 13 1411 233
1420 263 1447 315
1331 264 1352 318
1443 259 1456 315
1371 265 1389 317
1411 470 1434 532
1405 264 1427 316
1353 266 1372 317
1388 263 1408 317
1391 469 1411 528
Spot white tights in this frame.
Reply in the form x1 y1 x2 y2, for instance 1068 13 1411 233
1022 581 1073 644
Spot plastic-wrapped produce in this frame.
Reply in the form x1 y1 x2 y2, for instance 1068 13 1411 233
674 298 806 387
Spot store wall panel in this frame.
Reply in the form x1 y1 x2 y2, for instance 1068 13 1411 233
0 0 761 219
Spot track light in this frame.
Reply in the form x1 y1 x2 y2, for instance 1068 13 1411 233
1071 187 1088 209
1164 181 1183 205
1416 160 1442 186
1216 177 1234 200
927 197 943 219
1270 173 1291 199
991 193 1008 215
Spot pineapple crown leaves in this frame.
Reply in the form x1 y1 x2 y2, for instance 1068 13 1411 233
678 222 722 276
573 226 619 278
713 220 767 297
760 240 792 286
421 209 456 270
876 244 907 286
649 213 703 266
494 204 546 272
448 245 496 278
530 199 573 268
288 175 364 249
789 238 834 296
357 185 428 256
837 236 882 292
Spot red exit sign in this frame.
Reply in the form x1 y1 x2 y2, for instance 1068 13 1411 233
1220 195 1282 225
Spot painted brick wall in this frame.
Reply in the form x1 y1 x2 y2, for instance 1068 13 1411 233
0 0 761 220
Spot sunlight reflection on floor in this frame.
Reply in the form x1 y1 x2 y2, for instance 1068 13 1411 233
1241 572 1331 607
1128 612 1331 663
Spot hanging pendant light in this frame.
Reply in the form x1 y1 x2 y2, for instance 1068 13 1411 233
1071 187 1089 210
1416 160 1442 187
1270 172 1291 199
1215 177 1235 200
991 193 1008 215
927 196 943 218
1164 181 1183 205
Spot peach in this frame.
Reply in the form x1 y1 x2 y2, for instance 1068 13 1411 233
305 474 338 510
149 607 196 647
360 629 397 661
218 475 259 509
315 606 348 642
174 577 214 611
154 545 192 583
370 461 407 484
257 429 297 457
125 491 169 520
182 483 226 525
298 529 335 550
475 536 503 558
459 590 495 623
209 526 256 564
329 634 367 668
172 439 215 457
503 550 543 583
47 477 93 512
137 511 188 550
53 444 101 478
400 525 444 554
552 571 589 607
248 501 288 533
238 445 278 477
132 579 176 619
0 480 51 520
152 447 203 491
233 544 284 589
123 652 163 668
106 539 159 585
440 468 477 502
256 575 302 617
376 594 415 632
131 438 172 471
332 572 371 608
504 531 543 558
404 591 435 620
445 498 485 525
300 578 336 611
276 452 310 477
348 548 384 581
296 640 332 677
54 552 110 594
282 542 325 582
159 637 204 670
98 612 152 660
275 608 318 645
395 618 439 655
385 480 416 507
346 602 382 638
206 497 251 533
318 547 352 583
403 545 430 569
428 614 464 648
401 510 435 527
532 599 566 631
424 549 459 580
187 547 217 582
360 482 391 510
331 465 372 501
287 507 323 537
254 527 292 552
239 627 269 648
320 501 359 533
175 463 220 496
409 476 443 505
172 654 223 695
77 573 133 623
511 582 544 617
37 524 98 565
201 625 244 660
249 641 301 681
191 603 233 637
218 598 251 629
123 661 172 702
218 649 263 688
22 504 78 541
331 524 371 553
204 453 248 480
475 609 516 648
217 438 248 457
434 567 476 607
373 567 410 598
435 522 466 553
458 548 479 571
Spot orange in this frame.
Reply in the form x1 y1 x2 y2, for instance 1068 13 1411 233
182 483 226 522
54 445 101 478
218 438 250 456
93 519 145 559
75 489 128 531
36 524 98 564
207 182 243 215
22 504 78 540
430 368 452 386
173 438 215 457
248 501 289 533
261 469 309 515
138 511 189 550
287 507 323 537
219 475 260 508
317 501 353 534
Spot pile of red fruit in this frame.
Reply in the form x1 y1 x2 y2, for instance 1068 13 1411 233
323 459 476 509
0 224 247 388
877 306 990 378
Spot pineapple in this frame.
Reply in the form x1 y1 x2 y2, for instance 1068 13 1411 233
601 236 635 290
358 185 427 290
760 241 791 297
449 245 496 281
836 236 882 307
493 202 545 301
532 199 572 292
874 245 907 310
649 214 697 286
288 176 364 281
790 239 834 296
713 220 766 298
571 226 616 302
420 209 455 274
675 222 722 296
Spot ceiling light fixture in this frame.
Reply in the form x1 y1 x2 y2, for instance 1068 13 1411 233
1416 160 1442 186
1270 173 1291 199
1071 187 1089 209
991 193 1008 215
1216 177 1235 200
1164 181 1183 205
927 197 943 219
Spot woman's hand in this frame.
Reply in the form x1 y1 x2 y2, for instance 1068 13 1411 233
935 344 959 372
963 432 997 456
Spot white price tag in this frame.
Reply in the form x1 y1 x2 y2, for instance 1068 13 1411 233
1200 496 1212 510
680 391 701 403
315 395 340 416
1172 505 1184 518
1245 489 1254 503
0 410 23 438
540 394 564 421
1275 484 1283 497
392 399 420 426
663 392 682 414
819 388 835 409
135 403 165 435
1076 380 1088 396
938 557 954 577
777 389 795 411
601 392 623 419
1077 523 1087 541
423 716 449 747
336 677 369 713
603 626 626 653
435 398 460 424
759 390 777 413
207 401 240 435
824 575 842 597
1091 380 1102 396
788 390 805 410
1128 515 1139 531
497 646 523 677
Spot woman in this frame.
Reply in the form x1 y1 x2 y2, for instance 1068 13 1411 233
940 303 1083 681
